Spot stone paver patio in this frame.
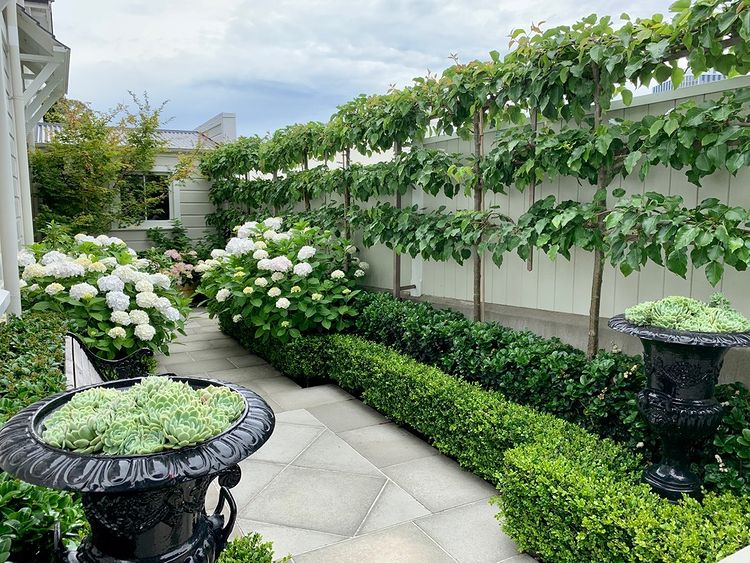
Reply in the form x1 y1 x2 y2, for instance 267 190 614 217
157 310 534 563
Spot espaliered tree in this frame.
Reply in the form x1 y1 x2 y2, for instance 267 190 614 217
199 0 750 357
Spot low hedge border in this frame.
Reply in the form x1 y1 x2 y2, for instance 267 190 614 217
218 313 750 562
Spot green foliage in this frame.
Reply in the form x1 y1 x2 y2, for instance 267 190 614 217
31 93 167 234
624 295 750 332
0 472 87 563
220 327 750 562
218 532 290 563
41 376 244 455
0 312 67 424
198 219 364 342
0 311 87 562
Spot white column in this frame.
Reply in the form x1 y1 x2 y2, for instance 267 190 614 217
0 7 21 315
7 3 32 244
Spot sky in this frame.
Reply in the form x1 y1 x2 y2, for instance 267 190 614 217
53 0 675 137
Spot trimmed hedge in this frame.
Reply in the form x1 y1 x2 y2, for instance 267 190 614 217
0 312 89 562
218 315 750 562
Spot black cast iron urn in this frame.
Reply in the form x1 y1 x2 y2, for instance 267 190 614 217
609 314 750 501
0 376 275 563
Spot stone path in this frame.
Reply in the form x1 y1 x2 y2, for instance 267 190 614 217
157 309 533 563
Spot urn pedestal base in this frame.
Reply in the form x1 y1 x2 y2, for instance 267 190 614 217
642 462 701 502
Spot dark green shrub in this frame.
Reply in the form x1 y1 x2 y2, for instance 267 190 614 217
0 311 88 562
235 330 749 562
218 533 290 563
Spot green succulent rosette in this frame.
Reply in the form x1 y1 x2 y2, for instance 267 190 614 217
41 377 246 456
624 293 750 333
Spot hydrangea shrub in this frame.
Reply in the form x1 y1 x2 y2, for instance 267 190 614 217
18 233 190 359
197 218 366 341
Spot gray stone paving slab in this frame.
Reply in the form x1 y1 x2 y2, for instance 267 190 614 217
382 455 498 513
231 459 286 510
227 354 270 368
292 430 383 477
250 422 324 464
241 465 386 536
251 377 302 395
237 519 344 559
275 409 326 427
357 481 430 535
175 332 228 343
207 367 276 385
307 399 389 433
189 345 249 361
294 523 455 563
159 358 236 376
156 351 192 365
415 500 518 563
271 384 354 411
338 423 440 468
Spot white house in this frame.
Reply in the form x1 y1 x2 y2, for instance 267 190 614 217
35 112 233 252
0 0 70 316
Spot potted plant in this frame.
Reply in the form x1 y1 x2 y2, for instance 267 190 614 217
609 294 750 501
0 376 275 563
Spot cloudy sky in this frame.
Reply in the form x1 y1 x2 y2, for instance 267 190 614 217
53 0 674 137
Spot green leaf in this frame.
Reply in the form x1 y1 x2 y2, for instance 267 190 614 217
670 67 685 90
624 151 642 174
669 0 690 11
621 89 633 106
705 261 724 286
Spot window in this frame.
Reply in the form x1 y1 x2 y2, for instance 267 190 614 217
120 173 171 223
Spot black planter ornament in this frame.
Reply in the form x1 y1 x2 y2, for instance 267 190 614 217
0 377 275 563
609 314 750 501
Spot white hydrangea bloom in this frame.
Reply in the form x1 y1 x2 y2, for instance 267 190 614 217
275 297 290 309
354 269 365 278
275 232 292 242
330 270 345 280
74 234 99 245
311 293 322 301
225 237 255 256
108 327 127 339
134 258 151 269
297 246 316 261
254 277 268 287
113 266 139 283
87 261 108 273
17 249 36 267
28 283 40 292
253 249 269 260
155 297 171 312
136 291 160 308
243 286 254 295
358 261 369 270
129 309 150 325
106 291 130 311
232 314 242 323
41 251 68 266
345 245 357 255
271 272 284 282
263 230 277 241
100 257 118 268
210 249 227 259
135 280 154 293
69 283 98 301
257 258 272 270
97 275 125 293
216 288 231 302
237 221 259 239
290 285 301 293
269 256 292 272
149 273 171 289
134 324 156 341
22 264 46 280
253 240 267 250
18 279 27 288
263 217 283 231
46 260 85 279
267 287 281 297
293 262 313 277
162 307 181 322
110 311 131 325
45 283 64 296
74 255 92 268
127 248 138 257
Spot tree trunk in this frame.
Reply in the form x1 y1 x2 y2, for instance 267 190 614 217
272 170 279 216
343 147 351 240
587 63 606 360
393 140 403 299
303 153 311 211
472 112 484 322
527 109 538 272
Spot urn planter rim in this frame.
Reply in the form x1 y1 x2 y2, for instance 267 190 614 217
0 376 275 493
608 313 750 348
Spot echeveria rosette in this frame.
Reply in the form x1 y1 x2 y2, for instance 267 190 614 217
624 293 750 333
18 233 191 360
197 218 366 342
41 377 246 456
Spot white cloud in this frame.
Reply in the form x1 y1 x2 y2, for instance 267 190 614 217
53 0 674 135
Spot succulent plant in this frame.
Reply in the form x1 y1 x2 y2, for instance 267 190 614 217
41 377 245 456
624 294 750 333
